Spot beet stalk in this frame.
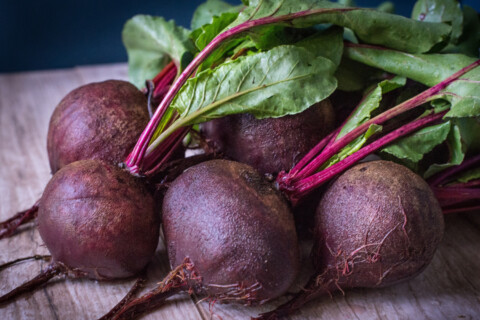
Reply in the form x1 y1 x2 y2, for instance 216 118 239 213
429 154 480 214
276 59 480 205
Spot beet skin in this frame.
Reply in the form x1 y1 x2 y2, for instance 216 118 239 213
314 160 444 289
38 160 159 280
47 80 150 173
201 100 334 175
255 161 445 319
162 159 300 303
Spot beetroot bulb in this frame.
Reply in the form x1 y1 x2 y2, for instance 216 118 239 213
201 100 334 175
257 160 444 319
0 159 159 303
108 159 300 319
1 79 151 240
47 79 151 173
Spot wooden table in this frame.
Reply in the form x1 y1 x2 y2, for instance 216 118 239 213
1 64 479 320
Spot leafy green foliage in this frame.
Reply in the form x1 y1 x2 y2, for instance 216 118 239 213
169 45 337 124
344 46 480 117
382 121 451 166
295 27 344 67
455 167 480 183
338 76 406 138
191 11 244 72
423 121 465 177
191 0 244 30
122 15 196 88
230 0 451 53
411 0 463 43
441 6 480 57
323 123 383 169
192 12 240 51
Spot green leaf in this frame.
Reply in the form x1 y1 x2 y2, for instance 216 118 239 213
381 121 451 163
191 11 244 71
344 46 480 118
122 15 196 88
338 76 406 138
455 167 480 183
424 121 465 177
229 0 451 53
377 2 395 13
441 6 480 57
411 0 463 44
334 57 380 91
193 12 240 51
323 123 383 169
170 44 337 123
295 27 344 67
191 0 244 30
455 117 480 153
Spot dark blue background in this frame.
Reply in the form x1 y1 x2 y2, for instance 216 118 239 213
1 0 478 72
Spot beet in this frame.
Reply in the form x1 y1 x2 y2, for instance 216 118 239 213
109 160 300 319
163 159 299 300
314 160 444 286
0 159 159 304
201 100 335 175
1 80 152 240
47 80 150 173
38 159 159 279
257 160 444 319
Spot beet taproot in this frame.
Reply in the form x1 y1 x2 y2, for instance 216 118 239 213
257 160 444 319
201 100 334 175
38 159 159 280
108 159 300 319
0 159 160 305
47 80 150 173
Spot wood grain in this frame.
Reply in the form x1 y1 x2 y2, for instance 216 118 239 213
1 64 479 320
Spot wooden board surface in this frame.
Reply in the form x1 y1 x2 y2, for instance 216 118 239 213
0 64 479 320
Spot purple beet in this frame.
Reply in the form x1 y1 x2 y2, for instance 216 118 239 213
257 160 444 319
201 100 334 175
47 80 150 173
0 159 159 303
1 80 152 239
109 160 300 319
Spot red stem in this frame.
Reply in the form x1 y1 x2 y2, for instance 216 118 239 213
124 7 357 174
446 179 480 188
442 204 480 214
151 61 176 89
285 111 446 205
432 186 480 207
285 129 339 180
428 153 480 187
153 65 177 99
284 87 378 183
285 60 480 185
144 127 190 176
